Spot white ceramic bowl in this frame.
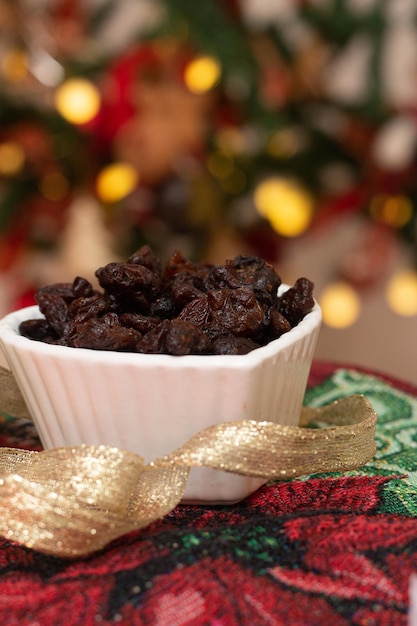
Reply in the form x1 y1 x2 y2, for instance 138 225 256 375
0 287 321 503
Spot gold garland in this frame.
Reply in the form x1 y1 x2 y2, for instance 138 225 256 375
0 367 377 558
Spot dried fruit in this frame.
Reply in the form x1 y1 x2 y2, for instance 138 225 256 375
19 245 315 355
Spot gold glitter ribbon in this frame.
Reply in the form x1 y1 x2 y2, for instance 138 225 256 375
0 367 377 558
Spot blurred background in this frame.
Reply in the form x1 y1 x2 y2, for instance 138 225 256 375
0 0 416 383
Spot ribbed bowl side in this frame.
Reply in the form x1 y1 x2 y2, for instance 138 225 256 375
257 321 321 426
6 349 257 459
4 346 68 449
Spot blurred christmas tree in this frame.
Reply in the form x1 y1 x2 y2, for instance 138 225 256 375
0 0 417 314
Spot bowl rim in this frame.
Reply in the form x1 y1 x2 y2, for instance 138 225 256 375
0 286 321 370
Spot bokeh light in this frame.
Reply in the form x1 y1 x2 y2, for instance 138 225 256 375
96 162 138 203
370 194 413 228
184 55 221 94
1 49 28 82
319 282 361 328
254 177 313 237
0 142 25 176
55 78 101 125
386 270 417 316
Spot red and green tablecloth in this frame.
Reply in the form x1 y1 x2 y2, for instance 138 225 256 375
1 361 417 625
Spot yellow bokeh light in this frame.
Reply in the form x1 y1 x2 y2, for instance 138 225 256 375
0 142 25 176
1 50 28 82
319 282 361 328
254 178 313 237
39 172 69 201
55 78 101 125
184 55 221 94
96 162 138 203
386 270 417 316
370 194 413 228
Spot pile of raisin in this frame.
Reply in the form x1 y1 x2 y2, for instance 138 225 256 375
19 246 315 356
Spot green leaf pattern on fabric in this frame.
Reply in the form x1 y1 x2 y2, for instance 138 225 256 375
304 368 417 516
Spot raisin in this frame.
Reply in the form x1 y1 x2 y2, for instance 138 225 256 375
36 282 75 303
163 249 195 281
212 336 259 355
19 319 58 343
95 262 160 310
149 294 176 319
72 276 96 299
164 320 211 356
206 261 240 290
35 292 69 335
201 323 229 342
170 273 206 308
208 287 264 337
68 315 141 351
177 295 211 326
128 244 162 276
96 262 160 297
233 255 281 297
68 293 114 324
119 312 161 334
269 308 292 338
139 319 170 354
278 277 315 327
